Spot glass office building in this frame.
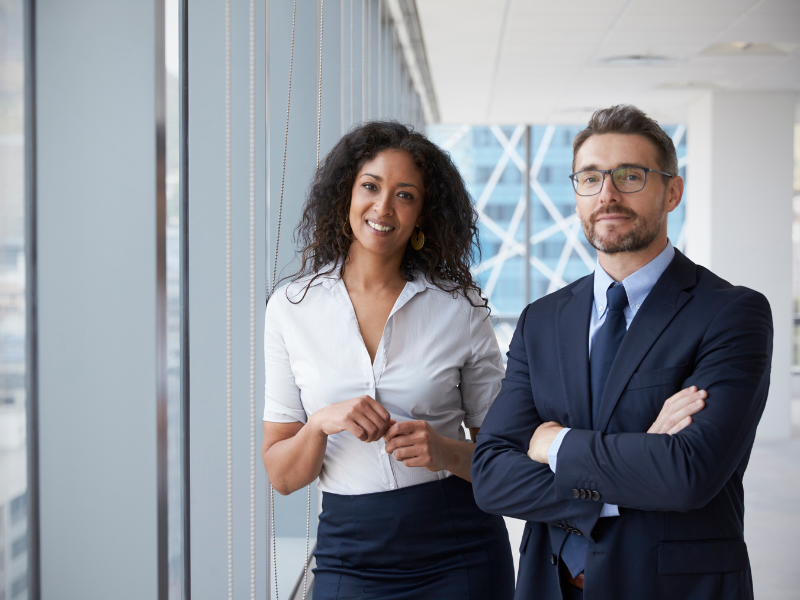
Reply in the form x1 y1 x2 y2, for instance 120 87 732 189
428 123 687 355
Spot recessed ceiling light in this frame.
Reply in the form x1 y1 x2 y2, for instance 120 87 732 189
700 42 790 56
600 55 677 67
657 81 729 90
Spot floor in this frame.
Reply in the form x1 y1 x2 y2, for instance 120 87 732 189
743 437 800 599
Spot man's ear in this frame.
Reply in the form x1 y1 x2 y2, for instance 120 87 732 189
665 176 684 214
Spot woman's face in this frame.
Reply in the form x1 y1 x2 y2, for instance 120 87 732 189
348 149 425 260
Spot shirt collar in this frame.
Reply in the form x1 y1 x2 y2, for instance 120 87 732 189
593 240 675 318
318 262 436 295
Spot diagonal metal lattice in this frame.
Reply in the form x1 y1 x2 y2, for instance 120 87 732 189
438 124 688 317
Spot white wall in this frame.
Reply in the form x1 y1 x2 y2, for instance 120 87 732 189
687 91 795 440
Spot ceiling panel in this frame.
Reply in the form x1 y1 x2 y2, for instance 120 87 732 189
629 0 755 15
416 0 800 123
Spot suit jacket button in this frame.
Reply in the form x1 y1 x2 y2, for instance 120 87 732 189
592 491 601 501
550 554 557 565
575 530 583 536
579 489 587 499
571 489 580 498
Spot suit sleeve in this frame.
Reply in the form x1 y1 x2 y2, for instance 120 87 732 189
554 290 773 512
472 305 604 541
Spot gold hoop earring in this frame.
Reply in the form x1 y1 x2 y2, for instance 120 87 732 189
343 217 355 240
410 227 425 251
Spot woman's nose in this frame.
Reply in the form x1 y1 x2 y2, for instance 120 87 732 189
373 192 392 215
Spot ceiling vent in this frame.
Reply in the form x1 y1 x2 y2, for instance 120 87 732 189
600 55 678 66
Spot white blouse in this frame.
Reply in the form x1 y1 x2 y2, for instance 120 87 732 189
263 269 504 495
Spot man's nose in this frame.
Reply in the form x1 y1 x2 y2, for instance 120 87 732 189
597 172 620 204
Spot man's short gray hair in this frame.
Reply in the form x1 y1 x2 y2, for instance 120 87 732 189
572 105 679 176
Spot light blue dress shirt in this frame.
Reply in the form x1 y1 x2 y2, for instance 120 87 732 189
547 240 676 518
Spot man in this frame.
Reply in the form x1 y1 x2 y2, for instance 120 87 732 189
471 105 772 600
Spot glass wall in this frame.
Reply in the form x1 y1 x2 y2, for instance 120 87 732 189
264 0 431 595
428 124 687 355
0 0 28 598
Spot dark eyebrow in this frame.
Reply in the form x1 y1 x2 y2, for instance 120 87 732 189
361 173 420 192
576 162 649 172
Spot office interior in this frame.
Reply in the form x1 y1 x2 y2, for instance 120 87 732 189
0 0 799 598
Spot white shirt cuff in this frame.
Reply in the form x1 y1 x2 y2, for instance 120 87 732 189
547 427 571 473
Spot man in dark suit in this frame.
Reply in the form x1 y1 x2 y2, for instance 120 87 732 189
471 104 773 600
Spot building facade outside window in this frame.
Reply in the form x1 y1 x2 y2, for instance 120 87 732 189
427 124 687 356
0 0 29 598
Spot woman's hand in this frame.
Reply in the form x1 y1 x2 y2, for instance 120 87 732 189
647 386 707 435
384 420 452 472
309 395 394 442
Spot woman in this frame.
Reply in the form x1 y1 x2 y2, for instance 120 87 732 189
262 121 515 600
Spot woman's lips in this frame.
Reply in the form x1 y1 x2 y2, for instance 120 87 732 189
365 219 395 234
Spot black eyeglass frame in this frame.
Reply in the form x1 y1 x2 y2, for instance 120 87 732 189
568 167 675 196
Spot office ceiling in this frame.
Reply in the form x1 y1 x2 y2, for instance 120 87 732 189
416 0 800 123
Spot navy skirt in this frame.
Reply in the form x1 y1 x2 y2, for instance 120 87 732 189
313 476 515 600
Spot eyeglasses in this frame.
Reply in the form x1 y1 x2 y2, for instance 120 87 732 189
568 167 674 196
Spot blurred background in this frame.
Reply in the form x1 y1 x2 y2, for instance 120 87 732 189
1 0 798 599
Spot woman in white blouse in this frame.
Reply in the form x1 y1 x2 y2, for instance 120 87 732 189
262 122 514 599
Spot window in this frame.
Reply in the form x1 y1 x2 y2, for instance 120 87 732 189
428 124 687 340
9 495 25 525
11 536 26 560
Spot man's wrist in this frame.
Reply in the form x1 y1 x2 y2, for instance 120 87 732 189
547 427 571 473
528 422 565 463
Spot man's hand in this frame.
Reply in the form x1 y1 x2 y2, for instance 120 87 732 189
527 421 564 464
647 386 707 435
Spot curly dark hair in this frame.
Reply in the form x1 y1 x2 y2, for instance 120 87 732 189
287 121 486 309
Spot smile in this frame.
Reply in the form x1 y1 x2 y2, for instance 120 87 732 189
366 219 395 232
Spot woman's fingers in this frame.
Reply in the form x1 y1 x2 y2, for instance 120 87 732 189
341 396 392 442
385 432 416 454
392 446 417 461
362 406 393 440
384 420 420 443
352 412 384 442
342 420 369 441
363 396 391 423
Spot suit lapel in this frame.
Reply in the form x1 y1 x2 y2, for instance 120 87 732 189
594 250 697 432
555 275 594 430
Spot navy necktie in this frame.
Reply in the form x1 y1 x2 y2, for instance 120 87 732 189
590 283 629 427
561 283 629 579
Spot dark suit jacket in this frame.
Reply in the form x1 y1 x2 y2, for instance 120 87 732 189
471 250 773 600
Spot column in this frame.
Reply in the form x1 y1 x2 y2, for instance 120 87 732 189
35 0 165 597
686 91 795 440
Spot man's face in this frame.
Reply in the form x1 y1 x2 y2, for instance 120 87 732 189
573 133 681 255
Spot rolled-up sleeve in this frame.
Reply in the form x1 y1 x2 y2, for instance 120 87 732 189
460 303 504 428
263 293 307 424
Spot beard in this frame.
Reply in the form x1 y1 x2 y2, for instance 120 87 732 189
581 202 665 255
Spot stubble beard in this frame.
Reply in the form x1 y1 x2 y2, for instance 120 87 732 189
582 202 665 255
